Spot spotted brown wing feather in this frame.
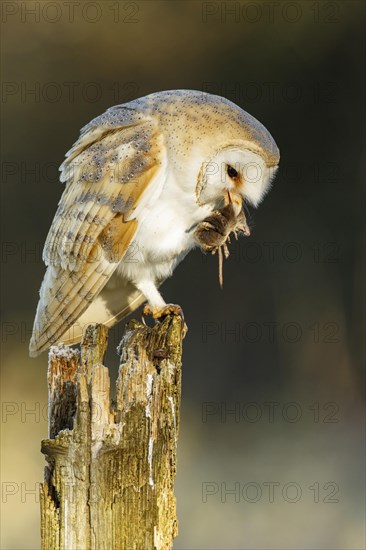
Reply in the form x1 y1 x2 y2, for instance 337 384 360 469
29 107 166 356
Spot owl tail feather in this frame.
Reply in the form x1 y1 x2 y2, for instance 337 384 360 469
54 279 146 347
29 264 145 357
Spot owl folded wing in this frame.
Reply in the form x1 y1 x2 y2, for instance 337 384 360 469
29 106 167 356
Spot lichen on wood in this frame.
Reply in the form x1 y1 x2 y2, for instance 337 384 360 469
40 315 184 550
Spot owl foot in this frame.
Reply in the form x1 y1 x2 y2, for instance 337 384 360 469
142 304 188 337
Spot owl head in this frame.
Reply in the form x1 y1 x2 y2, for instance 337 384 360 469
134 89 279 209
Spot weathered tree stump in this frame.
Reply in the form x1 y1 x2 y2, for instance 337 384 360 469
40 315 183 550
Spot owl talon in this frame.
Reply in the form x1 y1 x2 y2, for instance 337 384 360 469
142 304 154 318
142 304 187 337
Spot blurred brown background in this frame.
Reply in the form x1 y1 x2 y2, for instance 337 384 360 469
1 1 365 548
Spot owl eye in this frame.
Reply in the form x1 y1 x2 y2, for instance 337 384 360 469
227 165 238 179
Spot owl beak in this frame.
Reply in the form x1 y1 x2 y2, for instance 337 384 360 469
225 190 242 215
226 191 251 236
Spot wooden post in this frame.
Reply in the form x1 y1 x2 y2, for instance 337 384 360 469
40 315 183 550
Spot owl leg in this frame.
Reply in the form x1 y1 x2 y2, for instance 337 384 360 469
136 279 187 336
136 279 166 309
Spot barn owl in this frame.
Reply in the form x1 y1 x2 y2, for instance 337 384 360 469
29 90 279 356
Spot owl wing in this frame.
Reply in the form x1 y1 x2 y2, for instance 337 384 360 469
29 106 167 356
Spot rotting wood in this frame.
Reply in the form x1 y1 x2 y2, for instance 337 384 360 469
40 315 183 550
